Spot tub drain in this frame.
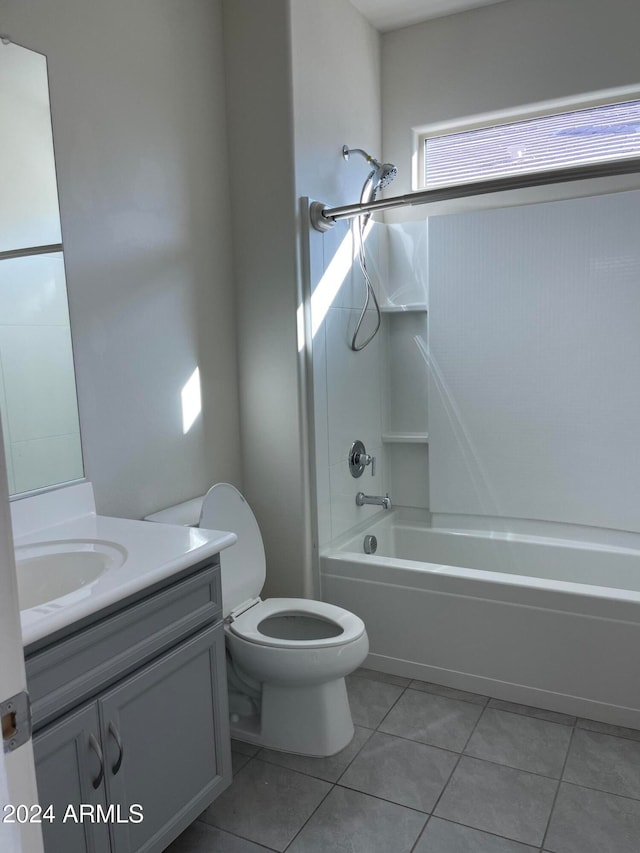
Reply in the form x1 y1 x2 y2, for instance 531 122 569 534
363 535 377 554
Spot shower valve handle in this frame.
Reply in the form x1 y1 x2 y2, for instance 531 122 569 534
349 440 376 477
358 453 376 476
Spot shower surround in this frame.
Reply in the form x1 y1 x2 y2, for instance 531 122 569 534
308 188 640 726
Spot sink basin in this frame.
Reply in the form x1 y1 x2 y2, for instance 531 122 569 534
15 539 128 610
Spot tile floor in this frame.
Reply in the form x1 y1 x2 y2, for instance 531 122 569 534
166 668 640 853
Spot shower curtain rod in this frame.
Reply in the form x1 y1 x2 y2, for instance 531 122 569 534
309 157 640 232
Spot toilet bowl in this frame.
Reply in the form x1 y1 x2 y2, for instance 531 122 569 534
199 483 368 757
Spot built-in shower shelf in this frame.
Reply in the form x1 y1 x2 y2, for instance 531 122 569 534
382 432 429 444
380 304 428 313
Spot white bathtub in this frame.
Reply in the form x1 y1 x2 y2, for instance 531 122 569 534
320 509 640 728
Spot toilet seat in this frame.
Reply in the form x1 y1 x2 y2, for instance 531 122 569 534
228 597 366 650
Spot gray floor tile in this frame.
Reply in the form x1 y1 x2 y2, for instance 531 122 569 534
352 666 412 687
257 725 373 782
379 688 483 751
545 782 640 853
232 750 252 776
577 716 640 742
414 817 538 852
200 759 331 852
410 680 488 706
165 821 271 852
465 708 572 777
339 730 458 812
563 728 640 799
231 738 260 757
345 674 404 728
434 756 557 847
487 699 575 726
287 785 427 853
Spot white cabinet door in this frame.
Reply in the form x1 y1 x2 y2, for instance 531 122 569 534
100 625 230 853
33 703 110 853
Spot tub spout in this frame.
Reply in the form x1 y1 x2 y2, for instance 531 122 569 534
356 492 392 510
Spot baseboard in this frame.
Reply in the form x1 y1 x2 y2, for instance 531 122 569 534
365 652 640 730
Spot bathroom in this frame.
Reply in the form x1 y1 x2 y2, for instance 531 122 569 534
2 0 640 851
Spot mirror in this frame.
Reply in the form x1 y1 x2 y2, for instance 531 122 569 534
0 40 83 495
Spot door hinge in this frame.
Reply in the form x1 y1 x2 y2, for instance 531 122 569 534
2 691 32 754
227 597 261 623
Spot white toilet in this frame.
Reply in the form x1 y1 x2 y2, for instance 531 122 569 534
198 483 368 756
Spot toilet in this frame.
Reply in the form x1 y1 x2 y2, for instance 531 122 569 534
148 483 368 757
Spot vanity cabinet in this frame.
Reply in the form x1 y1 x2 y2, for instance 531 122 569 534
26 561 231 853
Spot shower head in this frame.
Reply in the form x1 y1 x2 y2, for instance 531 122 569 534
371 161 398 190
342 145 397 192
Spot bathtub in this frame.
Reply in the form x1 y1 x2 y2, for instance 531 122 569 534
320 509 640 728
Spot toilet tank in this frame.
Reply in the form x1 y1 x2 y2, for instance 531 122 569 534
144 496 205 527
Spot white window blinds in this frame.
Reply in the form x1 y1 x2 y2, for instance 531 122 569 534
424 100 640 188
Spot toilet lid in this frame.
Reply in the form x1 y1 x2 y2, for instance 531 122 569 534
199 483 265 617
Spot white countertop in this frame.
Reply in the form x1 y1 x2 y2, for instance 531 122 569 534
14 484 236 647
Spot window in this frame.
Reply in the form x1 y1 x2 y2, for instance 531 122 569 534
421 99 640 189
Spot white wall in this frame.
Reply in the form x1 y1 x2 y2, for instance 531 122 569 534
222 0 310 598
0 0 242 518
289 0 385 548
221 0 384 593
382 0 640 195
290 0 381 208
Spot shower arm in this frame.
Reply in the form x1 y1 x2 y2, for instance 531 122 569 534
343 146 377 165
309 156 640 231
